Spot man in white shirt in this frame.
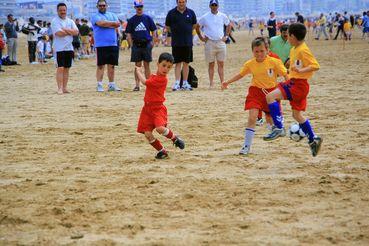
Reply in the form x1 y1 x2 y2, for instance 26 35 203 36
51 3 79 94
23 17 40 64
196 0 231 88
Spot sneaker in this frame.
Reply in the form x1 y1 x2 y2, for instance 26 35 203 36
173 137 185 150
256 118 264 126
31 61 39 65
239 145 250 155
263 126 285 141
96 83 104 92
182 82 193 91
108 83 122 92
155 150 169 159
309 136 323 157
172 82 181 91
133 86 140 92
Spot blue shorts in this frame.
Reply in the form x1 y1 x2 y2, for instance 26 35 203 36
364 27 369 33
130 43 153 63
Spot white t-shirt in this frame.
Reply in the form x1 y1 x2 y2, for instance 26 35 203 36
198 11 230 41
36 40 45 53
51 16 78 52
24 23 40 42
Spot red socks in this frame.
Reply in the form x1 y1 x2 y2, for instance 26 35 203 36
163 129 176 142
150 139 164 151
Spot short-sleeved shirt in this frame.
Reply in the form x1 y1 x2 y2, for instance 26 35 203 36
4 22 18 39
23 23 39 42
165 7 197 47
198 11 230 41
51 16 78 52
363 15 369 28
144 74 168 104
239 56 287 89
79 24 90 36
126 14 157 41
270 35 292 64
289 42 320 80
91 11 118 47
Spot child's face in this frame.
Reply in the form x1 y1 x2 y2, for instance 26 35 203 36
157 60 173 76
288 33 298 46
252 44 268 62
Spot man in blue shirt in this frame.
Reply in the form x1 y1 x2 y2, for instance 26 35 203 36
91 0 121 92
165 0 197 91
126 0 157 92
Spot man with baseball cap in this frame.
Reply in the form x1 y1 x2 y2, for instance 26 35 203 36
126 0 157 91
196 0 231 88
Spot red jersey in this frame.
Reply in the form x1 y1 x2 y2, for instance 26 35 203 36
268 51 280 60
144 74 168 104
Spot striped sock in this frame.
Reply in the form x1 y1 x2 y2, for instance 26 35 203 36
150 139 164 151
162 128 176 142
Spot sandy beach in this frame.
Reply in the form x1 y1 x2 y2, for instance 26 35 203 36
1 30 369 244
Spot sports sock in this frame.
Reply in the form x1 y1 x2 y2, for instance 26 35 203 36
175 80 180 85
97 81 103 86
162 128 176 142
150 139 164 151
268 101 284 129
108 82 115 85
300 120 316 143
244 128 255 147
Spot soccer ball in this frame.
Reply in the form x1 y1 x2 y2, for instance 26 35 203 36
288 123 306 142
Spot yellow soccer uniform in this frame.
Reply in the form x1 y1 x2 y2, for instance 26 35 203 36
344 22 351 32
289 42 320 79
239 56 287 89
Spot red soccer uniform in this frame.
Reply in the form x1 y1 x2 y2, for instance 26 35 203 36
137 74 169 133
268 51 280 60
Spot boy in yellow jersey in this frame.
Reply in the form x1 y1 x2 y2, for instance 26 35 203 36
221 38 288 155
343 19 352 40
264 23 322 157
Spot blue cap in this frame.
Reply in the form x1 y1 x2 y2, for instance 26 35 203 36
134 0 144 7
209 0 219 5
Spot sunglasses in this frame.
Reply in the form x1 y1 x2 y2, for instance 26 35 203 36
211 4 218 6
98 4 106 7
135 6 143 9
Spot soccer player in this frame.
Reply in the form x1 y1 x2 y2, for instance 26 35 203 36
136 53 185 159
264 23 323 157
221 38 288 155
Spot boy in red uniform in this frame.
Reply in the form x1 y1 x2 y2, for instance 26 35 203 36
136 52 185 159
221 38 288 155
264 23 323 157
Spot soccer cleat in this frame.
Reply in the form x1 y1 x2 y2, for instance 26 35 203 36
182 82 193 91
263 126 285 141
239 145 250 155
108 83 122 91
96 83 104 92
133 86 140 92
172 82 181 91
256 118 264 126
155 150 169 159
309 136 323 157
173 137 185 150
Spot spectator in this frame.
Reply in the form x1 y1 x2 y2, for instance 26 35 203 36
79 19 91 56
270 24 292 67
22 17 40 64
267 12 277 38
4 14 20 65
0 26 5 72
315 13 329 40
295 12 304 24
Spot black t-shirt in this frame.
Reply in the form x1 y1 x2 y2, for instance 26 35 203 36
79 24 90 36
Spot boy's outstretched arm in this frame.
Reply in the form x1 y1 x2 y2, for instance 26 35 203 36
135 66 147 86
221 74 243 90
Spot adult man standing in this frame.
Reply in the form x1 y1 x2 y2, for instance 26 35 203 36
91 0 122 92
196 0 230 88
295 12 304 24
315 13 329 40
165 0 197 91
4 14 20 65
267 11 276 38
270 24 292 67
126 0 157 92
23 17 40 64
51 3 79 94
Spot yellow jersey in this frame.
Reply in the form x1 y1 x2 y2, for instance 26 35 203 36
344 22 352 32
239 56 287 89
289 42 319 79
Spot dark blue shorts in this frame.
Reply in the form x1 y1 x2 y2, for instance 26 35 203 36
130 43 153 63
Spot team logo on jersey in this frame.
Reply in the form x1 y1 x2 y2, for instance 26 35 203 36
295 59 302 69
135 22 147 32
267 68 274 77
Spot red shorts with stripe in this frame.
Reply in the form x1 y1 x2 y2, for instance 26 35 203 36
245 86 278 114
278 79 309 111
137 103 168 133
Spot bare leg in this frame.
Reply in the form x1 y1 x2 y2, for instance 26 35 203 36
208 62 215 88
56 67 64 94
143 61 150 79
292 110 306 124
107 65 115 82
134 61 142 88
96 65 105 82
62 68 70 93
175 63 182 82
182 62 189 82
144 131 155 142
217 60 224 85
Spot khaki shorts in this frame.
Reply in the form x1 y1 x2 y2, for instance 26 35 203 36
205 40 226 63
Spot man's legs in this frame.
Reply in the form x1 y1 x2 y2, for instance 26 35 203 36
134 61 142 90
208 62 215 88
96 65 105 92
107 64 115 83
217 60 225 86
56 67 64 94
62 68 70 93
172 62 182 90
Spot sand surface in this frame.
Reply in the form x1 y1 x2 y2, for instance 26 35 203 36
1 31 369 245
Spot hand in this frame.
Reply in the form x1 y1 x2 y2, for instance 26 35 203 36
221 81 229 90
221 36 228 42
291 67 302 73
199 36 208 42
113 21 121 28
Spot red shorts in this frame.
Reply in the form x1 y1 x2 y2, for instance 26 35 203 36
137 104 168 133
245 86 278 114
278 79 309 111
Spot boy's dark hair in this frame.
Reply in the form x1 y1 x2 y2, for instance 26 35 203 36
280 24 289 32
251 37 267 49
57 3 67 10
288 23 306 41
158 52 174 64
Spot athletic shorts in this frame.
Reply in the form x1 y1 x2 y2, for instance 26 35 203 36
72 42 80 49
278 78 309 111
205 40 226 63
56 51 74 68
245 86 278 113
96 46 119 66
172 46 193 64
131 43 153 62
137 104 168 133
364 27 369 33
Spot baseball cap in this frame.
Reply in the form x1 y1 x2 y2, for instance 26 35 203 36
209 0 219 5
134 0 144 7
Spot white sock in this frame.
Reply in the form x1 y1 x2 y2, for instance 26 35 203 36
109 82 115 85
97 81 103 86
